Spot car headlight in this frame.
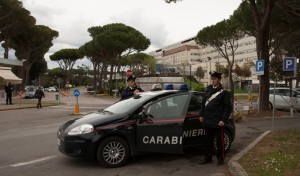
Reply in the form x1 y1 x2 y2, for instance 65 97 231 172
67 124 94 135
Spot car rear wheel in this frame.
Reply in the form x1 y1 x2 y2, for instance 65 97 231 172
269 101 273 110
214 130 232 153
97 137 129 168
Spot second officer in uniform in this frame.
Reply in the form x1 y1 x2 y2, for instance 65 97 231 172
199 71 232 166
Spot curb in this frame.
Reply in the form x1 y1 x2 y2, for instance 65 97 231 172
0 103 63 111
0 105 37 111
228 130 271 176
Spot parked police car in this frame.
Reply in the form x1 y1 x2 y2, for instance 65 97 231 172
57 90 235 168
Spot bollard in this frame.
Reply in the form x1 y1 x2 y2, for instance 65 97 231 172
74 105 80 114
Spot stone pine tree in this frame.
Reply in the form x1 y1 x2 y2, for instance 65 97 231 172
50 48 83 83
166 0 300 111
232 0 300 111
10 25 58 87
0 0 36 58
196 19 245 96
80 23 150 93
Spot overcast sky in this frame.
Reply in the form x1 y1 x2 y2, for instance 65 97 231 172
3 0 241 69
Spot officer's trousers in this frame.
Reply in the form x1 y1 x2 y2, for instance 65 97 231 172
204 126 225 162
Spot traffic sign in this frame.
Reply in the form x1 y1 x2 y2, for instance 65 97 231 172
283 57 297 71
126 70 133 77
56 78 63 84
255 60 264 75
73 89 80 97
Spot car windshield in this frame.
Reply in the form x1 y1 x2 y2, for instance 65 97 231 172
104 94 152 114
26 87 36 92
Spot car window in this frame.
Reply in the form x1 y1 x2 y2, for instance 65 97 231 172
146 94 189 119
188 93 203 113
283 89 291 96
270 88 300 97
292 90 300 97
26 87 36 92
276 89 286 96
104 95 152 114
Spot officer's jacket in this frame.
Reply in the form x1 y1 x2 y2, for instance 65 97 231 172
5 85 14 95
199 85 232 128
120 86 143 100
34 89 45 98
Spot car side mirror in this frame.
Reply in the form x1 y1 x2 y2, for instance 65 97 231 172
98 109 104 112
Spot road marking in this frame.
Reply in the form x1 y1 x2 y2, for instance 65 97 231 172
10 155 57 167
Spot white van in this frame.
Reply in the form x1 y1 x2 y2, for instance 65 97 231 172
24 86 37 98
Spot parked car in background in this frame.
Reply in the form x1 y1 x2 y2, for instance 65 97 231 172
86 85 94 91
24 86 37 99
269 87 300 110
48 87 56 92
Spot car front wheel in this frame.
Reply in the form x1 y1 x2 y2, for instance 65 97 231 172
97 136 129 168
214 130 232 153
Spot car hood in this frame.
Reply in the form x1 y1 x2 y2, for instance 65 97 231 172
61 111 125 132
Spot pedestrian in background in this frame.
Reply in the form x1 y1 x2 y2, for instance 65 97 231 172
34 86 45 109
5 82 14 105
120 75 143 100
199 71 232 166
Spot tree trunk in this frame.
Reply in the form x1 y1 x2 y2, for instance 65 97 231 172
18 50 30 88
249 0 276 111
109 65 114 91
25 64 31 86
4 38 10 59
92 62 97 95
257 29 271 111
228 62 235 107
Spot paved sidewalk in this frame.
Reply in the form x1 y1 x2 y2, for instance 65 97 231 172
0 90 118 111
0 98 59 111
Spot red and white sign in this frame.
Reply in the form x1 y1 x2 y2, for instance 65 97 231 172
126 70 133 77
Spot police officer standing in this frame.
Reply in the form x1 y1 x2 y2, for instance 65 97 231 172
5 82 14 105
120 76 143 100
199 71 232 166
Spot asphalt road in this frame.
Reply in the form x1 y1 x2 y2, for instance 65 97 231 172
0 91 299 176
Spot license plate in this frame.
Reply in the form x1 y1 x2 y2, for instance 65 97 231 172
57 139 60 146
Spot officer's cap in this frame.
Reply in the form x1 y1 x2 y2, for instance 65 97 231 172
209 71 222 79
127 75 136 82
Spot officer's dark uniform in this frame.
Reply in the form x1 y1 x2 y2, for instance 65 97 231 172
34 87 45 109
5 82 14 105
120 76 143 100
199 72 232 165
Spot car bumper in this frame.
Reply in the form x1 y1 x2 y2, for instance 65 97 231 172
57 130 97 158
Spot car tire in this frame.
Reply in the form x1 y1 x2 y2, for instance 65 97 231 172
269 101 273 110
214 130 232 153
97 136 129 168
